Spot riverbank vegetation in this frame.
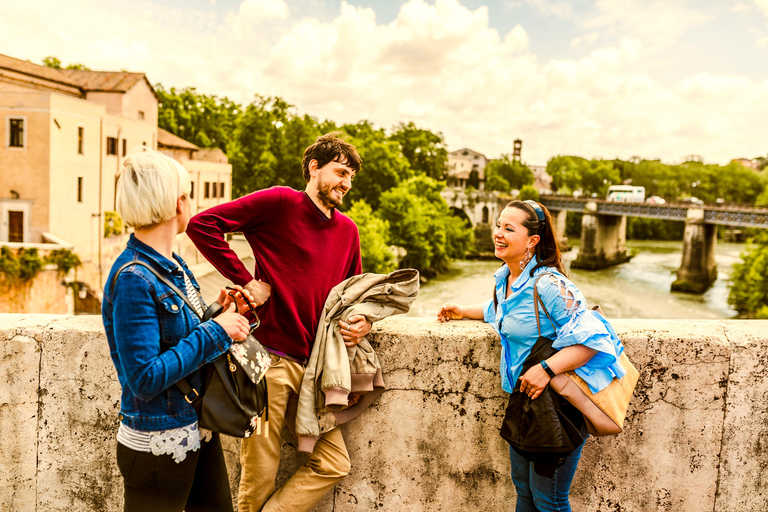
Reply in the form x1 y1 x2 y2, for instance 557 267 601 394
156 86 472 277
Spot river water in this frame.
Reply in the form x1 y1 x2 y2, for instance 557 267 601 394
406 240 744 320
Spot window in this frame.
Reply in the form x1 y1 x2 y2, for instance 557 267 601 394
107 137 118 155
190 181 195 199
138 111 145 120
122 139 127 156
78 127 84 154
219 182 225 198
204 182 210 199
142 141 147 147
9 118 24 148
77 177 83 203
8 211 23 243
211 182 217 198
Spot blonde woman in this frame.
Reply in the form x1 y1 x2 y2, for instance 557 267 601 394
102 148 251 512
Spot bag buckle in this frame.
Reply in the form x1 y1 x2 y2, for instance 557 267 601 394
184 388 200 404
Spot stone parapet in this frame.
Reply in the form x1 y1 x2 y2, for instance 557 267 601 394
1 315 767 511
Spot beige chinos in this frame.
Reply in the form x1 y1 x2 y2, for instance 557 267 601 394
238 356 350 512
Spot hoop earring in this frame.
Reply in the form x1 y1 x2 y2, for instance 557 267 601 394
520 248 533 270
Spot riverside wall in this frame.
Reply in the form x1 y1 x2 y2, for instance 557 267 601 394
1 314 767 511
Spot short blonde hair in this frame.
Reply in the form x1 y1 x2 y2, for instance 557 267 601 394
116 147 191 228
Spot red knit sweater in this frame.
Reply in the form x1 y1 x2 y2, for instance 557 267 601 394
186 187 362 360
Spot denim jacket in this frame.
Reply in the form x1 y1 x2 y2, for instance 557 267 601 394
102 234 232 431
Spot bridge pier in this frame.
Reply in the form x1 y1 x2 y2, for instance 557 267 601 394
672 208 717 294
571 202 631 270
555 209 568 246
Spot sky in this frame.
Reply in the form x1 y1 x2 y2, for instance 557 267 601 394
2 0 768 165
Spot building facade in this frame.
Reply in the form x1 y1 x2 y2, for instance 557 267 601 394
0 53 231 300
447 148 488 189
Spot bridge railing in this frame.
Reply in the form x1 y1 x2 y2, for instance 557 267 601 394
540 195 768 228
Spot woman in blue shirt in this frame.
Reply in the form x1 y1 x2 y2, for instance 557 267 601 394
102 148 253 512
438 200 626 512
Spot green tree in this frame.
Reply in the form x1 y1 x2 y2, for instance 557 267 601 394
728 232 768 318
389 122 448 180
378 176 472 276
229 95 321 196
485 172 510 192
341 121 411 211
518 184 540 202
485 155 534 191
346 200 396 274
156 85 241 153
42 56 90 70
546 156 587 194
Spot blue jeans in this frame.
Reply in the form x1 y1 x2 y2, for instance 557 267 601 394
509 441 584 512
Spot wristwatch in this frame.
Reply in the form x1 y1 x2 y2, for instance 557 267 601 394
540 360 557 379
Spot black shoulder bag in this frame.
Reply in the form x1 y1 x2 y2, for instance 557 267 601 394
110 260 270 438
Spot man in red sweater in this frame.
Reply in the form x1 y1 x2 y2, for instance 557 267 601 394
187 132 371 512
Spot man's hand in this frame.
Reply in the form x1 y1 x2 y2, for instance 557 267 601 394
339 314 372 347
216 285 255 313
244 279 272 306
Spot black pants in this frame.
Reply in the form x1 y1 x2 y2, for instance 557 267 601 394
116 433 234 512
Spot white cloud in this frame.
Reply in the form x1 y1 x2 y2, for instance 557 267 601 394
520 0 574 19
754 0 768 16
1 0 767 165
583 0 712 48
570 31 599 48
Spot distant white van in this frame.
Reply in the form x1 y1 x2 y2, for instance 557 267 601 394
607 185 645 203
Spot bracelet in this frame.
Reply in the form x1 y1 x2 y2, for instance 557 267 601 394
540 360 556 379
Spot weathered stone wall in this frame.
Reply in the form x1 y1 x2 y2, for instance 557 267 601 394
0 268 72 314
1 314 767 511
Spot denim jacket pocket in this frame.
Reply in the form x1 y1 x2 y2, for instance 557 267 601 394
158 294 190 347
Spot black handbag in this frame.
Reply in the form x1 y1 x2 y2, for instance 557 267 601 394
110 260 270 438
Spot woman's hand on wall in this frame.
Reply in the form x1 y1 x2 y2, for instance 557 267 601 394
437 303 465 322
437 303 484 322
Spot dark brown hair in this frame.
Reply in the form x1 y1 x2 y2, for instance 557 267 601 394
301 132 362 183
506 200 566 277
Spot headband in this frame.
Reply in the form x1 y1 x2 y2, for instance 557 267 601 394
524 200 546 229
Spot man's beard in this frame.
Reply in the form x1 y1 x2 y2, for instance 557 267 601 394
317 178 344 209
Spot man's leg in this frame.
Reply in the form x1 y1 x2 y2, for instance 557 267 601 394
261 403 351 512
238 356 299 512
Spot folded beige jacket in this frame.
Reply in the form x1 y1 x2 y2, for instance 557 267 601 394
296 268 420 452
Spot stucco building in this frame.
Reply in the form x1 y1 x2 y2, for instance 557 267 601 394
0 53 231 302
447 148 488 189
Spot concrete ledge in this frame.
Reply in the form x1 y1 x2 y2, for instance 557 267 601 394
1 314 767 511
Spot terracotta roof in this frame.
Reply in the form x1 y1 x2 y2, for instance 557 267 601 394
194 148 229 164
157 127 199 151
59 69 144 93
0 53 78 88
0 53 157 99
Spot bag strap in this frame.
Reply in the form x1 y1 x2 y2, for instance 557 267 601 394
109 259 204 405
491 270 558 337
110 260 203 320
533 273 558 337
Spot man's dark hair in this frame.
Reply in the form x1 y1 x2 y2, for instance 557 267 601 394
302 132 362 183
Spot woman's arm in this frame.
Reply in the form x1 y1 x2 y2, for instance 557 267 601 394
518 345 597 400
437 303 484 322
113 272 233 401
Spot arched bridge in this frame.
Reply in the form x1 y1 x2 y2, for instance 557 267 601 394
540 196 768 294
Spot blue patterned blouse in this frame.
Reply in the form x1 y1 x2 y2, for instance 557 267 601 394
483 256 627 394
